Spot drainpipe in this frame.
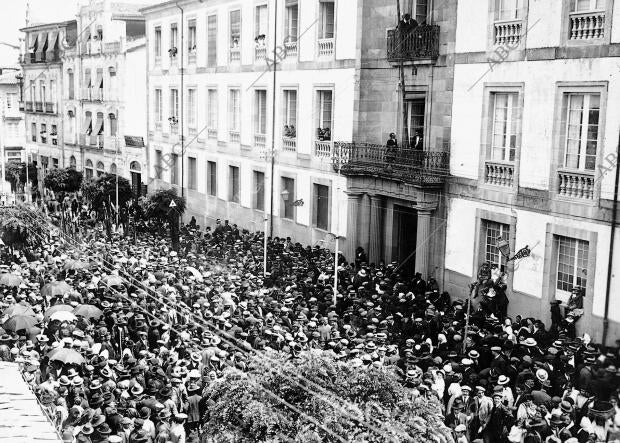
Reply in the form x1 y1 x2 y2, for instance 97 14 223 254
175 1 184 201
603 133 620 346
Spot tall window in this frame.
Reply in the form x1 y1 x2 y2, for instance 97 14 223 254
253 170 265 211
483 220 510 272
109 114 117 136
230 10 241 48
207 15 217 66
96 161 105 177
95 112 104 136
154 26 162 57
187 88 196 128
70 156 77 169
170 88 179 119
84 111 93 135
85 160 94 179
285 1 299 43
491 93 518 162
188 19 197 52
68 70 74 99
498 0 521 20
407 0 429 24
207 161 217 196
255 5 268 40
255 89 267 135
316 90 333 138
208 89 218 129
556 235 589 303
188 156 197 190
155 150 163 179
40 81 46 105
170 23 178 52
5 93 17 110
319 1 335 39
405 98 425 148
229 165 240 203
171 153 179 185
313 183 330 230
50 80 56 104
571 0 605 11
41 123 47 143
281 177 295 219
155 89 163 123
228 89 240 132
563 93 600 171
283 89 297 137
31 122 36 142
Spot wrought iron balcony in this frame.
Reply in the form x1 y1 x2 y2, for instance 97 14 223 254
333 142 449 187
387 25 440 62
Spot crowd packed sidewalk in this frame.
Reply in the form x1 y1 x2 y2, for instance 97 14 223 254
0 202 620 443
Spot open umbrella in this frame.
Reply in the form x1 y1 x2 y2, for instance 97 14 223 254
0 273 24 287
3 314 38 332
63 260 89 271
186 266 203 282
47 348 85 365
2 303 36 318
102 275 125 287
50 311 77 322
44 304 74 320
73 304 103 320
41 281 73 298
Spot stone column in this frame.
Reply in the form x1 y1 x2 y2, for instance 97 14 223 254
358 193 371 255
368 194 383 265
343 192 361 263
415 204 435 279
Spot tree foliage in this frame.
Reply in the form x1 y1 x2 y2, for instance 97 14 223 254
201 351 454 443
144 188 187 221
0 206 44 250
80 173 132 210
4 162 38 192
43 168 83 194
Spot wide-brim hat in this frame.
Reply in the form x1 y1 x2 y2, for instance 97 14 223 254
498 375 510 385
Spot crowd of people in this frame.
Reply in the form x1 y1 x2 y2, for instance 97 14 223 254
1 202 620 443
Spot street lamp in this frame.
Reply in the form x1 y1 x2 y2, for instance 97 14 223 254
281 188 289 202
496 237 531 262
497 238 510 258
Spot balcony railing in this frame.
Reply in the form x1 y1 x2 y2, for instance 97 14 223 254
284 40 298 58
255 46 266 62
387 25 440 62
230 47 241 62
569 10 605 40
318 38 334 57
333 142 449 187
254 133 266 147
229 130 240 143
44 102 56 114
79 134 104 149
18 102 24 112
485 161 514 187
81 87 92 101
315 140 333 157
34 101 43 112
189 51 197 64
494 19 523 46
558 169 595 200
207 128 218 139
283 136 297 152
25 101 33 112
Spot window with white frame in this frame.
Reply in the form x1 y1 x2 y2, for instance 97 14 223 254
188 156 197 190
5 122 18 138
155 150 163 179
188 19 197 52
491 92 518 162
316 90 333 139
154 89 163 124
230 10 241 48
253 170 265 210
283 89 297 138
285 1 299 43
208 89 218 130
171 153 179 185
85 160 94 179
405 98 425 148
556 235 589 303
255 89 267 135
187 88 196 128
170 88 179 119
40 81 46 105
50 80 56 104
170 23 178 55
563 93 599 171
229 165 240 203
255 5 268 43
319 1 335 39
207 161 217 196
497 0 521 20
404 0 429 25
207 15 217 66
571 0 605 12
313 183 330 230
154 26 161 57
228 88 240 132
483 220 510 272
5 93 17 110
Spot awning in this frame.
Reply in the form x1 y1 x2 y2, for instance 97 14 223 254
93 115 104 135
35 32 48 61
28 34 37 53
85 70 91 88
83 115 92 134
95 69 103 89
45 31 58 59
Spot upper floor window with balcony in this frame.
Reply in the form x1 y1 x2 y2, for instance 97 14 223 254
230 10 241 63
568 0 606 40
315 89 333 157
405 98 425 149
39 81 46 106
494 0 524 46
255 5 268 61
207 15 217 67
155 89 163 126
228 88 241 143
170 88 179 132
154 26 162 58
207 88 218 137
318 0 335 57
282 89 297 151
187 88 197 130
169 23 178 59
284 1 299 58
5 93 17 111
254 89 267 147
109 114 117 136
405 0 428 25
188 19 197 58
68 69 74 100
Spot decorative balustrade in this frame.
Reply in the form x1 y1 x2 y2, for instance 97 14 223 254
387 25 440 62
558 170 595 200
314 140 333 157
25 102 33 112
207 128 218 139
333 142 449 187
569 11 605 40
494 19 523 46
255 46 266 61
81 87 91 101
284 40 297 58
34 101 43 112
230 47 241 62
104 41 121 53
485 161 515 187
254 133 266 147
229 130 240 143
79 134 104 149
318 38 334 57
44 102 56 114
282 137 297 152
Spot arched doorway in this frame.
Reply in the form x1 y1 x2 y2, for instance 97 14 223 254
130 161 142 197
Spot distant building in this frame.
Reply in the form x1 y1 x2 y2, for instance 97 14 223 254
0 68 26 198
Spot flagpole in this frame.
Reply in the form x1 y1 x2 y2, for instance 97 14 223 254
115 139 119 230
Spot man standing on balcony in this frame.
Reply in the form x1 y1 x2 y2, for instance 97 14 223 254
399 13 418 33
386 133 398 168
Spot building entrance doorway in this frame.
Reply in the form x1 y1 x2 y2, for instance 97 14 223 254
393 204 417 276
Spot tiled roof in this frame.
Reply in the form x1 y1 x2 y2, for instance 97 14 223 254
0 362 61 442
